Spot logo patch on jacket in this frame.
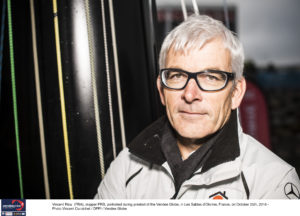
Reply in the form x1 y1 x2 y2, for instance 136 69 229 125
284 183 300 199
209 191 228 200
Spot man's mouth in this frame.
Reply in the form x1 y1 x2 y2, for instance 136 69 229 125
179 110 207 117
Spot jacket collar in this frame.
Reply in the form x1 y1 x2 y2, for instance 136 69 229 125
128 110 240 174
128 116 167 165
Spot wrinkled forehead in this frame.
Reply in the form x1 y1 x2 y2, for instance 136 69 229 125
164 37 232 73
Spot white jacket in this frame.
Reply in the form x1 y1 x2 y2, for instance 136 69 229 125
95 116 300 199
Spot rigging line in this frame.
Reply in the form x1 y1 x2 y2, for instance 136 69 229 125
180 0 187 20
100 0 117 158
52 0 74 199
0 0 6 102
7 0 24 199
192 0 199 15
223 0 230 29
85 0 105 178
108 0 127 149
29 0 50 199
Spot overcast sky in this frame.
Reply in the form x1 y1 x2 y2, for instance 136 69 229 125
157 0 300 67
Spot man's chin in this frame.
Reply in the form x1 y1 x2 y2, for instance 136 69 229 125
169 116 213 139
175 125 212 140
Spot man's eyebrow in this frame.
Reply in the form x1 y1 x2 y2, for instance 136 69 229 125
165 65 181 69
166 67 223 71
202 67 222 71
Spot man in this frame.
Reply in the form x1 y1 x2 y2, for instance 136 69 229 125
95 15 300 199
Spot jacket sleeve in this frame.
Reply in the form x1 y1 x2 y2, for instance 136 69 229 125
94 148 130 199
262 168 300 199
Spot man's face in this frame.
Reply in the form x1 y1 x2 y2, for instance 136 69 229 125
157 38 245 139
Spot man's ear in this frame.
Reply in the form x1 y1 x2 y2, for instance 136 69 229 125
231 77 246 110
157 76 166 106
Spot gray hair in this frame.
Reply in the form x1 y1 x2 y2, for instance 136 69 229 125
159 15 244 80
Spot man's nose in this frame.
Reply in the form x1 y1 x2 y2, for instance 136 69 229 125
182 78 203 103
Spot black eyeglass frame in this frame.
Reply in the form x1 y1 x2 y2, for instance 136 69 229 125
160 68 236 91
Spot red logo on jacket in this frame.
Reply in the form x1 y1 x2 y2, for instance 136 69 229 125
209 191 228 200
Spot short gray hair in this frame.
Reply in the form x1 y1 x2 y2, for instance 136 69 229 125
159 15 244 80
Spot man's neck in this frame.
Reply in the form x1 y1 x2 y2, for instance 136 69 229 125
176 129 219 160
177 141 201 160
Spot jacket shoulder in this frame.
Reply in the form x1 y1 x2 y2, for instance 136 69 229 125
240 133 300 198
94 148 150 199
241 134 291 168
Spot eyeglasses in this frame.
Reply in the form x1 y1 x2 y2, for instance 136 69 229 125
160 68 235 91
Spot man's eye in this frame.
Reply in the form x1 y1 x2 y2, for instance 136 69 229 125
205 74 219 81
168 72 184 79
